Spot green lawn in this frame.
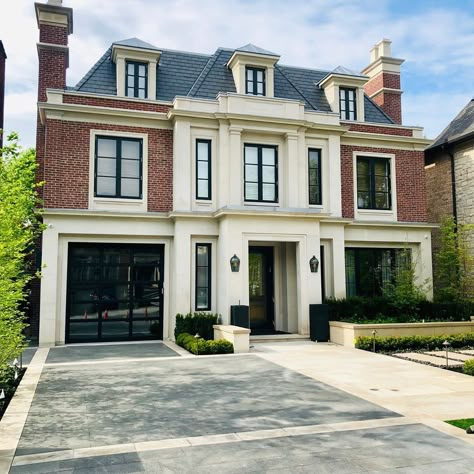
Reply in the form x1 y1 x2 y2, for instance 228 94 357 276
445 418 474 430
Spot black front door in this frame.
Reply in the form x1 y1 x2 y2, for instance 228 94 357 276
66 243 164 343
249 246 274 332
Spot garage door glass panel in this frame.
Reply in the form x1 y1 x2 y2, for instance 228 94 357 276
67 244 164 342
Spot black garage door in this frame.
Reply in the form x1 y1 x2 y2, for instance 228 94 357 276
66 243 164 343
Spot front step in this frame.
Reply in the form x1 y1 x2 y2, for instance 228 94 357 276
249 334 310 343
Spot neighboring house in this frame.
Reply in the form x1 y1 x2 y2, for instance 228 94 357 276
425 98 474 287
34 0 432 346
0 40 6 147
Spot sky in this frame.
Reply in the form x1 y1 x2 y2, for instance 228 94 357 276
1 0 473 148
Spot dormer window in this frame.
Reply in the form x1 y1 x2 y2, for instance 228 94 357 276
246 67 266 96
126 61 148 99
339 88 357 120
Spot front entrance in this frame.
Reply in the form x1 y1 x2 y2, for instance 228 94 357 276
66 243 164 343
249 246 275 333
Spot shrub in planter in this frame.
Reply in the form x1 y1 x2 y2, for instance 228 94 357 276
464 360 474 376
176 332 233 355
174 313 220 340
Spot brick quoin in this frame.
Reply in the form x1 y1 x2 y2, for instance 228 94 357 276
43 119 173 212
345 122 412 137
340 144 427 222
63 94 171 113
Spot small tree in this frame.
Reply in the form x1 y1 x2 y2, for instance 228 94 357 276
0 133 43 369
435 216 474 303
383 249 426 320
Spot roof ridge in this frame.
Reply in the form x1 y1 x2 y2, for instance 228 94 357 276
187 49 223 97
275 64 320 111
75 46 112 90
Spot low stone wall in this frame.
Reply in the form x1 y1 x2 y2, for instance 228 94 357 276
213 324 250 353
330 321 474 347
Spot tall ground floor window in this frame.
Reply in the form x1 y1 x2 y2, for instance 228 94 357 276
345 247 410 297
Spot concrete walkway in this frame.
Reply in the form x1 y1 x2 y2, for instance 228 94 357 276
2 341 474 473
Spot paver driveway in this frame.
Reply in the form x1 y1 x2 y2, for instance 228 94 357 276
7 342 474 473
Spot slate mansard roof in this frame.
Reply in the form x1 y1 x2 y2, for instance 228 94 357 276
73 39 394 124
427 98 474 151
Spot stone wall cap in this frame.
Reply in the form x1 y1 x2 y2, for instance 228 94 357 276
213 324 251 334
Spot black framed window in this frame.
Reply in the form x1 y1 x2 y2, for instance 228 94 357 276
246 67 266 96
339 88 356 120
95 136 142 199
196 139 211 200
244 144 278 203
126 61 148 99
195 244 211 311
357 156 391 210
308 148 322 205
345 247 410 297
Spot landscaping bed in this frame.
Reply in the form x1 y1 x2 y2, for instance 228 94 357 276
174 313 234 355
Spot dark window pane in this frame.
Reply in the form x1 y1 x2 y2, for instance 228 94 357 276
245 146 258 164
97 138 116 158
69 303 99 321
245 183 258 200
197 180 209 199
197 245 209 266
196 288 209 310
262 183 276 201
121 178 140 197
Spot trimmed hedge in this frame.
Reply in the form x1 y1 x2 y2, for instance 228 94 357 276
355 333 474 353
176 333 234 355
174 313 220 340
464 360 474 376
326 297 474 323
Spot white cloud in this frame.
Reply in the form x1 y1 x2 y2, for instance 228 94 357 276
1 0 473 147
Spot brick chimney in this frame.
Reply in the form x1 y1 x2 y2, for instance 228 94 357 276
35 0 73 102
0 41 6 147
361 39 404 124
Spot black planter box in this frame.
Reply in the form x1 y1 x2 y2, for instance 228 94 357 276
309 304 329 342
230 305 249 328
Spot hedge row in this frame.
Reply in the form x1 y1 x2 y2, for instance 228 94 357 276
174 313 220 340
326 297 474 323
176 333 234 355
464 360 474 376
355 333 474 352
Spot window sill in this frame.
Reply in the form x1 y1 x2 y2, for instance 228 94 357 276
244 201 280 207
94 197 144 204
355 209 396 222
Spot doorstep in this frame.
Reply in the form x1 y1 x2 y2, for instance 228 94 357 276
250 334 310 343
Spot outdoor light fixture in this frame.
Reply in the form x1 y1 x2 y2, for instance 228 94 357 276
230 254 240 272
309 255 319 273
442 340 450 368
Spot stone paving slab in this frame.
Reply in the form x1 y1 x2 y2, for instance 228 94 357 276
458 349 474 356
15 355 399 456
10 423 474 473
393 352 464 367
425 351 474 362
45 342 179 365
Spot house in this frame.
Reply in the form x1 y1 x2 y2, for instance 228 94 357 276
34 0 433 346
0 40 6 147
425 98 474 288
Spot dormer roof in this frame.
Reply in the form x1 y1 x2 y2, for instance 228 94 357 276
235 43 279 57
113 37 161 52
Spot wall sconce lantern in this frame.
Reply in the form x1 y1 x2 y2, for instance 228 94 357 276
309 255 319 273
230 254 240 272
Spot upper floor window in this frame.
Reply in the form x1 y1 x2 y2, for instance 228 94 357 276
246 67 266 96
95 136 142 199
196 139 211 200
244 144 278 203
308 148 322 205
339 87 356 120
356 156 391 210
126 61 148 99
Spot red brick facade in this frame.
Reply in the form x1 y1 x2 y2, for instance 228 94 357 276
364 72 402 124
43 119 173 212
341 145 427 222
39 24 68 46
345 123 412 137
63 94 171 113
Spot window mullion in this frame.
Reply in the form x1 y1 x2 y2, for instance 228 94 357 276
258 146 263 201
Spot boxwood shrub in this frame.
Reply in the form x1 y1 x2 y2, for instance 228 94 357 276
355 333 474 353
176 332 233 355
174 312 220 340
464 360 474 376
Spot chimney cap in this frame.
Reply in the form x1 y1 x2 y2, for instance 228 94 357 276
35 1 73 35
